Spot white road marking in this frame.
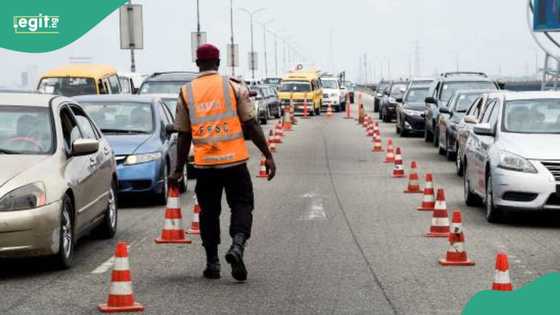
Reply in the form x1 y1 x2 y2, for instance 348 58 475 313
91 242 138 274
299 192 327 221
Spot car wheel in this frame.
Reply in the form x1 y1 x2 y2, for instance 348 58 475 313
157 162 169 205
379 107 383 120
400 123 408 137
52 195 74 269
93 180 118 239
396 123 401 134
485 172 503 223
464 163 482 207
383 109 391 123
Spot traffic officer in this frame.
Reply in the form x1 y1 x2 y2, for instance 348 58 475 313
170 43 276 282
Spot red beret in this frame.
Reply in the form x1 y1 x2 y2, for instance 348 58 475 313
197 44 220 61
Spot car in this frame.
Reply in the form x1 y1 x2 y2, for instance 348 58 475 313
138 71 197 95
37 64 122 96
320 76 344 112
396 83 431 136
249 87 270 124
379 81 408 122
374 81 391 112
463 91 560 222
260 85 282 119
75 95 185 202
424 72 499 147
0 93 118 268
438 90 492 160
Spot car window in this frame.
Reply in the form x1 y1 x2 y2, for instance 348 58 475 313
467 97 482 116
158 102 172 125
71 105 99 139
488 99 501 126
0 106 54 154
60 106 81 151
37 77 97 97
118 77 132 94
108 75 121 94
80 101 154 134
481 99 497 123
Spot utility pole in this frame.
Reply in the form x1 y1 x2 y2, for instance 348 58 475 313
128 0 136 72
363 53 368 84
240 8 265 80
413 41 421 77
229 0 235 76
196 0 201 49
262 20 274 79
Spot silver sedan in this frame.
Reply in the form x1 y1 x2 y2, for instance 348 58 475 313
463 91 560 222
0 93 118 268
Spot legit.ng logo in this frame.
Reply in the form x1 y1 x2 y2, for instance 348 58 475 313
13 14 60 34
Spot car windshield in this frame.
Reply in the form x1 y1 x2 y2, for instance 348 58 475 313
405 87 429 103
278 82 311 92
80 102 154 134
321 80 339 89
0 106 53 154
441 81 496 103
162 98 178 115
139 81 184 94
391 84 408 97
37 77 97 97
454 94 481 112
503 99 560 134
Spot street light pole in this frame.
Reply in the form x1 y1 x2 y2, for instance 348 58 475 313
230 0 235 76
240 8 265 80
196 0 201 48
261 20 274 79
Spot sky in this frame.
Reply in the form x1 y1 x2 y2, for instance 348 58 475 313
0 0 546 88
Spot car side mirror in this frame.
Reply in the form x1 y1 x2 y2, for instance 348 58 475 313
439 107 451 114
165 124 177 135
425 96 437 104
249 91 258 97
396 97 403 103
71 139 99 156
132 87 139 94
473 123 495 136
464 115 478 124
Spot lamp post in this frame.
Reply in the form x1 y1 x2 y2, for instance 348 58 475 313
196 0 201 47
229 0 235 76
240 8 265 80
261 19 274 79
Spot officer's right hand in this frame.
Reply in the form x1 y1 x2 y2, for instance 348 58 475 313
265 157 276 181
168 171 183 188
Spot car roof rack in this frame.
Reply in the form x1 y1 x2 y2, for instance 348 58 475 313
441 71 488 78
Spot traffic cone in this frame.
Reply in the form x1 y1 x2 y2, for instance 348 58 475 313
271 127 282 144
404 161 422 193
275 123 285 139
268 134 277 153
372 134 383 152
155 186 192 244
367 124 374 137
98 242 144 313
384 139 395 163
345 94 352 119
188 195 201 235
283 103 292 131
392 147 406 178
425 189 450 238
327 104 333 117
374 122 380 135
290 105 298 125
417 173 436 211
492 252 513 291
439 210 475 266
257 156 268 178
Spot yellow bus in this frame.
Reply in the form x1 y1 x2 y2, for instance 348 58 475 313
37 64 121 97
277 70 322 115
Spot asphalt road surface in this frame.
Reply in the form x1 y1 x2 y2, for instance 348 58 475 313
1 92 560 315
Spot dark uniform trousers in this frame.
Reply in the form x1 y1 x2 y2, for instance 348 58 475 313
194 163 254 247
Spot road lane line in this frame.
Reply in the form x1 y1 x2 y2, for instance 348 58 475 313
91 242 139 274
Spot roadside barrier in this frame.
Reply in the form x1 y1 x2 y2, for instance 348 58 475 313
404 161 422 193
492 252 513 291
155 186 192 244
425 188 450 238
417 173 435 211
439 210 475 266
98 242 144 313
392 147 406 178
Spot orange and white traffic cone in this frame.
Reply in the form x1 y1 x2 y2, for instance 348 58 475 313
290 105 298 125
363 116 369 128
155 186 192 244
276 123 285 139
392 147 406 178
417 173 436 211
384 139 395 163
439 210 475 266
372 134 383 152
367 124 374 137
283 104 292 131
268 134 277 153
425 188 450 238
327 104 333 118
257 156 268 178
98 242 144 313
188 195 201 235
373 122 380 135
492 252 513 291
345 94 352 119
404 161 422 193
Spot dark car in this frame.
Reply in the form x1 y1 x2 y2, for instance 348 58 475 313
379 81 408 122
75 95 184 203
260 85 282 119
138 71 198 95
424 72 499 147
374 81 390 112
396 84 430 136
437 90 491 160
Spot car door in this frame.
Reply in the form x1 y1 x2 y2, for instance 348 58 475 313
58 105 99 232
471 98 498 195
459 96 484 159
157 101 176 171
426 81 440 131
439 96 455 144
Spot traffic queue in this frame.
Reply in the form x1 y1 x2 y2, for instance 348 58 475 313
0 62 350 268
375 71 560 223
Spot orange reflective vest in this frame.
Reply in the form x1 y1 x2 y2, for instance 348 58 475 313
181 75 249 167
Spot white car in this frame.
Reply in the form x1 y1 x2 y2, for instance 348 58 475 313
320 77 344 112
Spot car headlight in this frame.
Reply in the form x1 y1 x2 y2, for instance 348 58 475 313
125 152 162 165
404 109 422 116
377 93 382 97
0 182 46 211
498 151 537 173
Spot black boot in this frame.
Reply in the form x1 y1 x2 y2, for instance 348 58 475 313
225 233 248 281
203 245 221 279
